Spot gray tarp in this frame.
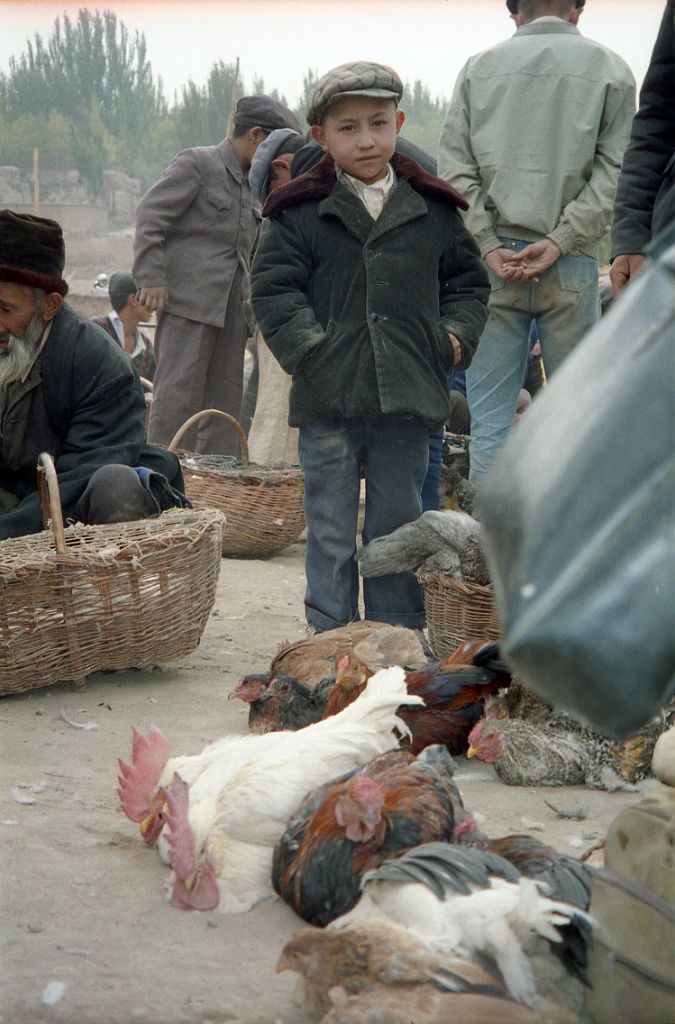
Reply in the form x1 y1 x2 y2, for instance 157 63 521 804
478 228 675 737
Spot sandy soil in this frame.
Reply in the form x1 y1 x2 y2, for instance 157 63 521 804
0 228 644 1023
0 536 642 1024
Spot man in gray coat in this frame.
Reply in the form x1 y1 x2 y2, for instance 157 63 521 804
133 95 300 454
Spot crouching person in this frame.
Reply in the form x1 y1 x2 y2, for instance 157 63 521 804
0 209 188 541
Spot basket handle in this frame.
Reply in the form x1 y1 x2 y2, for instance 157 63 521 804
168 409 249 465
37 452 67 555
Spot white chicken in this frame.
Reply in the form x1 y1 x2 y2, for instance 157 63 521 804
338 843 594 1012
117 723 295 849
160 666 423 913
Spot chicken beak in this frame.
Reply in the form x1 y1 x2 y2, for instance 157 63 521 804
140 811 157 836
184 871 197 892
466 746 477 759
275 953 291 974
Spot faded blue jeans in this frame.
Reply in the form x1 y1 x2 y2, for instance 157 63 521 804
298 416 429 632
467 238 600 484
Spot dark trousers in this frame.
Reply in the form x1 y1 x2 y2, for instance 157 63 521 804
298 416 428 632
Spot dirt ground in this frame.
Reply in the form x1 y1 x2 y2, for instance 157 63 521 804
1 535 645 1024
0 229 648 1023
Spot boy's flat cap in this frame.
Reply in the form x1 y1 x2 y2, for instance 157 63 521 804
306 61 403 125
233 95 301 133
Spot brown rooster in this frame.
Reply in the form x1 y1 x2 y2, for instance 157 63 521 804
269 621 428 686
272 744 474 926
322 641 512 756
276 919 557 1024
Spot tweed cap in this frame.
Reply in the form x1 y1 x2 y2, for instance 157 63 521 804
0 209 68 296
306 61 404 125
233 95 301 133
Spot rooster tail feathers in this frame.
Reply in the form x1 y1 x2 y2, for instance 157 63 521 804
364 842 521 898
337 665 424 737
471 643 511 679
117 725 170 822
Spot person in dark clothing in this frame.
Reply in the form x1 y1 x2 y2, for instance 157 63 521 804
0 210 187 541
251 62 489 633
610 0 675 294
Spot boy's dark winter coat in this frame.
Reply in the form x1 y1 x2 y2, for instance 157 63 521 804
0 303 182 539
251 153 489 428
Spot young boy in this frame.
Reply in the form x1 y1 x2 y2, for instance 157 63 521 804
251 61 489 633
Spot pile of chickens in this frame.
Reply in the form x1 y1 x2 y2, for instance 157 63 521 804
118 621 675 1022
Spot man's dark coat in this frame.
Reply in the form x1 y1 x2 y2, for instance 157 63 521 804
611 0 675 256
250 153 489 428
0 304 182 539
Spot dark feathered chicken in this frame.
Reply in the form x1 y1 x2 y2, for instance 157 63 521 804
458 831 593 984
322 641 512 756
357 841 595 1013
231 674 334 733
272 744 472 926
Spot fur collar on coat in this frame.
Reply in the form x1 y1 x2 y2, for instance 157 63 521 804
262 152 469 218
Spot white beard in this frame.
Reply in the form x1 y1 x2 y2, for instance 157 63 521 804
0 311 44 392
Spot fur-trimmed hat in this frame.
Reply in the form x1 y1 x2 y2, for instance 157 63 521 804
0 209 68 296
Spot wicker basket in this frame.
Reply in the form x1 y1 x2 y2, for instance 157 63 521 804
0 453 225 696
169 409 305 558
419 571 500 659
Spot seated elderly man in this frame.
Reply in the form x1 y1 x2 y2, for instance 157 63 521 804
0 209 187 541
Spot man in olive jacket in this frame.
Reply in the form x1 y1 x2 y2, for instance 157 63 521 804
0 210 186 541
251 62 489 634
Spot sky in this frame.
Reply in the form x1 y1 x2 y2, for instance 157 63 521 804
0 0 664 107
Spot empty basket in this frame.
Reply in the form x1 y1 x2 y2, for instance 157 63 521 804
0 453 224 695
169 409 305 558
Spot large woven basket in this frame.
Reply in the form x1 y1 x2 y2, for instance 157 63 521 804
0 454 225 696
419 571 500 659
169 409 305 558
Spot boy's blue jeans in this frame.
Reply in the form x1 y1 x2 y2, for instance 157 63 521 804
298 416 429 632
467 238 599 484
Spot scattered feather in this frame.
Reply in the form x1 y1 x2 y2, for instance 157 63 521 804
544 800 587 821
42 981 67 1006
1 819 18 825
567 837 584 849
60 710 99 730
11 787 36 805
519 817 545 831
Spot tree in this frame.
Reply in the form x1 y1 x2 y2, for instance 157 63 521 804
171 61 240 150
0 9 166 193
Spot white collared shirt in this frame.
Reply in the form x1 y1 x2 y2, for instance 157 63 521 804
336 163 396 220
108 309 146 360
